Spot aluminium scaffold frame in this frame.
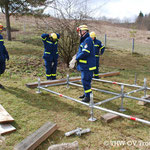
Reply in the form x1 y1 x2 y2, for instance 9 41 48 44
35 74 150 126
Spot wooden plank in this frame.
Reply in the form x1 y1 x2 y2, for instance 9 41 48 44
0 124 16 135
101 113 120 123
14 122 58 150
99 71 120 78
26 72 120 88
0 104 14 123
26 77 81 89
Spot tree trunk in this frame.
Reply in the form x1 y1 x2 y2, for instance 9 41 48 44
5 2 11 41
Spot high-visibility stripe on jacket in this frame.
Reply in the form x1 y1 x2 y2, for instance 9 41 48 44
76 32 96 71
41 33 60 61
93 38 105 78
93 38 105 58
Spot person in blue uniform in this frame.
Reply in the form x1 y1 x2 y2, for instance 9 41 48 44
0 24 9 89
76 25 96 103
90 32 105 79
41 33 60 80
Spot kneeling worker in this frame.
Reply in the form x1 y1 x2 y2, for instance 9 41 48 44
0 24 9 89
41 32 60 80
76 25 96 103
90 32 105 79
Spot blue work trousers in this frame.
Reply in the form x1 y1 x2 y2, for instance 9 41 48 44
0 61 6 75
81 70 93 98
94 58 99 78
44 59 57 80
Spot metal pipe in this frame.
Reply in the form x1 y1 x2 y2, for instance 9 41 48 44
76 128 91 136
36 78 41 94
93 105 150 125
119 85 126 112
69 82 150 104
65 128 82 136
92 78 150 90
39 86 89 106
42 82 67 88
92 87 119 96
66 74 69 88
69 82 119 96
38 86 150 125
144 78 147 97
134 73 137 85
132 38 134 53
124 95 150 103
125 88 144 95
41 80 81 88
95 95 122 106
89 93 97 121
104 34 107 47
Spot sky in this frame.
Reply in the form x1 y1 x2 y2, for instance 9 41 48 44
89 0 150 22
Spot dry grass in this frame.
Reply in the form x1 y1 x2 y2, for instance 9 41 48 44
1 43 150 150
89 20 150 56
0 14 150 150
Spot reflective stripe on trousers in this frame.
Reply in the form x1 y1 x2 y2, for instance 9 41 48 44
81 70 93 98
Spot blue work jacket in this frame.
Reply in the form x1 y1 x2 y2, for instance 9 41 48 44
0 34 9 62
41 33 60 61
93 38 105 58
76 32 96 71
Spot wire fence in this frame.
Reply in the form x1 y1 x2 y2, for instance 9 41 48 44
99 34 150 56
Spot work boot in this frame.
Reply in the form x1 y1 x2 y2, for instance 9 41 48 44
79 94 85 99
0 84 5 89
82 97 90 103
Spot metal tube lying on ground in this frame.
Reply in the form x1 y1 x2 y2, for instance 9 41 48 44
42 82 67 88
95 95 122 106
76 128 91 136
69 82 150 104
65 128 82 137
39 87 89 106
125 95 150 103
92 78 150 90
94 105 150 125
38 86 150 125
125 88 145 95
69 82 119 96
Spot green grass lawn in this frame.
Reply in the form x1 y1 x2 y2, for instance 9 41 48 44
1 20 150 149
1 38 150 150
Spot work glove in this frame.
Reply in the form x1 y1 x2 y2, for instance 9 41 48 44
69 54 77 69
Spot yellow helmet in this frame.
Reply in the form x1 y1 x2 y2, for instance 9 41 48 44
0 24 3 30
90 32 96 38
77 25 88 32
50 33 57 40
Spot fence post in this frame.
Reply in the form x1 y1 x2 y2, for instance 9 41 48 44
134 73 137 85
104 34 107 47
132 38 134 53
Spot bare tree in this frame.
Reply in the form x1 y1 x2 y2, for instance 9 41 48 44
0 0 53 41
37 0 92 67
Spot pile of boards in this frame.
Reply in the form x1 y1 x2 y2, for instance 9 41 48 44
0 104 16 135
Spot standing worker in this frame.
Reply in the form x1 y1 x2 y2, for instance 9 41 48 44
41 33 60 80
74 25 96 103
0 24 9 89
90 32 105 79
